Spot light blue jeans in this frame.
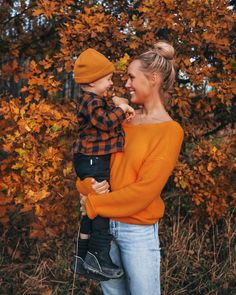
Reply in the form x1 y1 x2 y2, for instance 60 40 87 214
101 220 161 295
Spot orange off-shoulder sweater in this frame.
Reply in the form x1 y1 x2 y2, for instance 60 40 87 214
76 121 184 225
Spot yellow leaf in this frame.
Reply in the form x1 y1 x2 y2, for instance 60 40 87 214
12 162 24 170
212 146 217 153
27 189 50 202
15 148 28 157
115 53 130 71
20 170 26 176
26 165 34 172
25 124 31 131
179 180 187 189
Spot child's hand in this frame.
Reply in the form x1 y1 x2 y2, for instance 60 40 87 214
112 96 129 106
119 103 135 121
126 111 135 121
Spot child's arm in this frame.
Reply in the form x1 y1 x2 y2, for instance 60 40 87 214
112 96 129 106
87 97 135 130
112 96 135 121
118 103 135 121
87 97 126 131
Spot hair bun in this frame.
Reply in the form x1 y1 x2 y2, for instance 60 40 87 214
154 41 175 61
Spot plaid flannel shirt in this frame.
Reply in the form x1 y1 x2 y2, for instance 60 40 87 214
73 90 126 155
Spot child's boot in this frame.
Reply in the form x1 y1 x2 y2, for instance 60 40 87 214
70 236 109 281
83 232 124 279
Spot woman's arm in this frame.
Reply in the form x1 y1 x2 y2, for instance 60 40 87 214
85 155 173 219
77 127 183 220
77 179 110 216
84 129 183 219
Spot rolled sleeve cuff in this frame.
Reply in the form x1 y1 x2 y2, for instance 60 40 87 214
85 195 98 219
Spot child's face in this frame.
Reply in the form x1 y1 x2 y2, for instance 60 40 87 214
90 73 113 96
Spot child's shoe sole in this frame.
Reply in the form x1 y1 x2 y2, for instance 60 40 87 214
70 255 109 281
83 252 124 279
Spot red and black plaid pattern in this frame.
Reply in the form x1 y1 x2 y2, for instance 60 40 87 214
73 90 126 155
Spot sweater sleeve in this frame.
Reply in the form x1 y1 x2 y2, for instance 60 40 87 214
76 177 96 196
87 98 126 131
85 131 184 219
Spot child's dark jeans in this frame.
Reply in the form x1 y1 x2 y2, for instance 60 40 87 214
73 153 111 236
72 153 124 279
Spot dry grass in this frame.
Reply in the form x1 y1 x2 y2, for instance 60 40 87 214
0 205 235 294
160 207 236 295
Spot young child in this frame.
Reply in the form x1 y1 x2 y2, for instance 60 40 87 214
70 48 135 280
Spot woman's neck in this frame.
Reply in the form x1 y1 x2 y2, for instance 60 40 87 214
142 98 166 115
128 94 172 125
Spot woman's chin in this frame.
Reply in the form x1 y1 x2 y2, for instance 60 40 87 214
130 96 137 103
131 97 141 104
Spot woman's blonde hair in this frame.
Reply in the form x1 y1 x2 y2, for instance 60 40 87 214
135 41 176 93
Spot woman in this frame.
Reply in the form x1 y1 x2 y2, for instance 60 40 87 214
77 41 184 295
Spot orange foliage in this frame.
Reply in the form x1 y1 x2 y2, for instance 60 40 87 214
0 0 235 237
174 134 235 221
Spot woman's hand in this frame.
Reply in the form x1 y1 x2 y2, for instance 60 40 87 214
79 179 109 215
91 178 110 194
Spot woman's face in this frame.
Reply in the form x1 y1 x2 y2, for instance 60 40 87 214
125 60 153 104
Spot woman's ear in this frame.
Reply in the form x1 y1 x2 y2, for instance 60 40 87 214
150 72 162 86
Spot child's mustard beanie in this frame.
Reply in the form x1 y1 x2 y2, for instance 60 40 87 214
74 48 115 83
